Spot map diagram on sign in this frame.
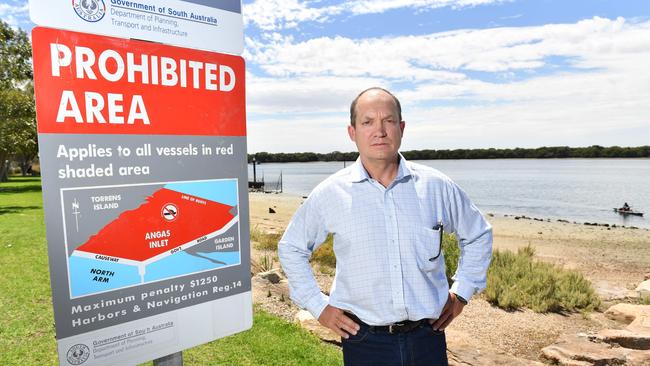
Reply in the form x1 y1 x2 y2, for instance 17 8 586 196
62 179 241 298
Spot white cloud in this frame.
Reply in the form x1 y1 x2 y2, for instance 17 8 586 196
243 0 341 31
248 81 650 152
244 17 650 152
247 73 384 115
347 0 510 15
248 17 649 79
0 3 26 13
0 2 28 27
401 90 650 150
248 115 354 153
243 0 507 30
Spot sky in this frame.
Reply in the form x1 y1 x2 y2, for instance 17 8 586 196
2 0 649 153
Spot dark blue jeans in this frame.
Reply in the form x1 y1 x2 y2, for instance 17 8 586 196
341 322 448 366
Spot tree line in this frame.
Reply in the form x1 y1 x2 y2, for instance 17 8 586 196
248 145 650 163
0 20 36 181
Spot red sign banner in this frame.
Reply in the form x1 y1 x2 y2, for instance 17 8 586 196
32 27 246 136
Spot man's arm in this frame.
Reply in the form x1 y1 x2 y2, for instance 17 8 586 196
278 194 360 338
430 180 492 330
278 195 360 338
278 196 330 319
444 180 494 303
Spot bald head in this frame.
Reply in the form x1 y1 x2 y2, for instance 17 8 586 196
349 87 402 126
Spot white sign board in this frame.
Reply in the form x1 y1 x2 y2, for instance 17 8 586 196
33 26 252 365
29 0 243 55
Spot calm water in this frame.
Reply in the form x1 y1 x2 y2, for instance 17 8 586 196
248 159 650 229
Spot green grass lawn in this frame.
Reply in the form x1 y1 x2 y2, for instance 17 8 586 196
0 177 342 365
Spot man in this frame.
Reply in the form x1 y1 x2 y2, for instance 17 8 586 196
278 87 492 365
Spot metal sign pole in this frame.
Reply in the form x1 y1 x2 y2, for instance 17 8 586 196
153 352 183 366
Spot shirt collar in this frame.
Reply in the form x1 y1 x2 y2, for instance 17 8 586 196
348 153 412 183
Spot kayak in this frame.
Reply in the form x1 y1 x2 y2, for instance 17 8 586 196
613 208 644 216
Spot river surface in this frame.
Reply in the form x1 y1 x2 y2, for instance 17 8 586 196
248 159 650 229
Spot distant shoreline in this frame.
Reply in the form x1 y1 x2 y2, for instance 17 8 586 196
250 191 648 231
248 145 650 163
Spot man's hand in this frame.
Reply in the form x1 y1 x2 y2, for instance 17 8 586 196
318 305 360 339
430 292 465 331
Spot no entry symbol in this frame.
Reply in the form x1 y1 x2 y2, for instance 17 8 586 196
161 203 178 221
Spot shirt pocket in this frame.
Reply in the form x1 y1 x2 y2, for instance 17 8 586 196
415 226 443 272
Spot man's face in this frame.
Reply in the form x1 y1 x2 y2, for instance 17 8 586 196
348 90 405 164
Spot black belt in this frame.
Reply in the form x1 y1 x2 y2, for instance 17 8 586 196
345 312 427 334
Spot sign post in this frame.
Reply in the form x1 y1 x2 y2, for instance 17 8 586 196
154 352 183 366
30 1 250 365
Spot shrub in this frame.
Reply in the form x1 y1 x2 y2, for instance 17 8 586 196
443 236 600 313
442 233 460 284
250 226 282 251
259 252 275 272
311 234 336 268
251 227 336 268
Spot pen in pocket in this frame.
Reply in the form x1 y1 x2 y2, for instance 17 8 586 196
429 221 443 261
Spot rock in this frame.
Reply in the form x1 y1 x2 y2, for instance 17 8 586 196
543 334 650 365
541 334 628 366
627 312 650 336
258 268 283 284
635 280 650 297
445 329 544 365
268 207 276 213
447 349 544 365
294 310 340 343
251 274 290 304
596 329 650 350
604 304 650 325
541 304 650 365
598 304 650 350
595 282 632 300
626 350 650 365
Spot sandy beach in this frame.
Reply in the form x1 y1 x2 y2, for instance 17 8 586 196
248 192 650 362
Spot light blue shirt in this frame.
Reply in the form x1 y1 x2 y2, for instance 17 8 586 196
278 155 493 325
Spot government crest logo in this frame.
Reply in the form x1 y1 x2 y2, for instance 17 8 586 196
72 0 106 22
66 344 90 365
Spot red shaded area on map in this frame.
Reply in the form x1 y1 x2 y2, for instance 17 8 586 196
76 188 234 261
